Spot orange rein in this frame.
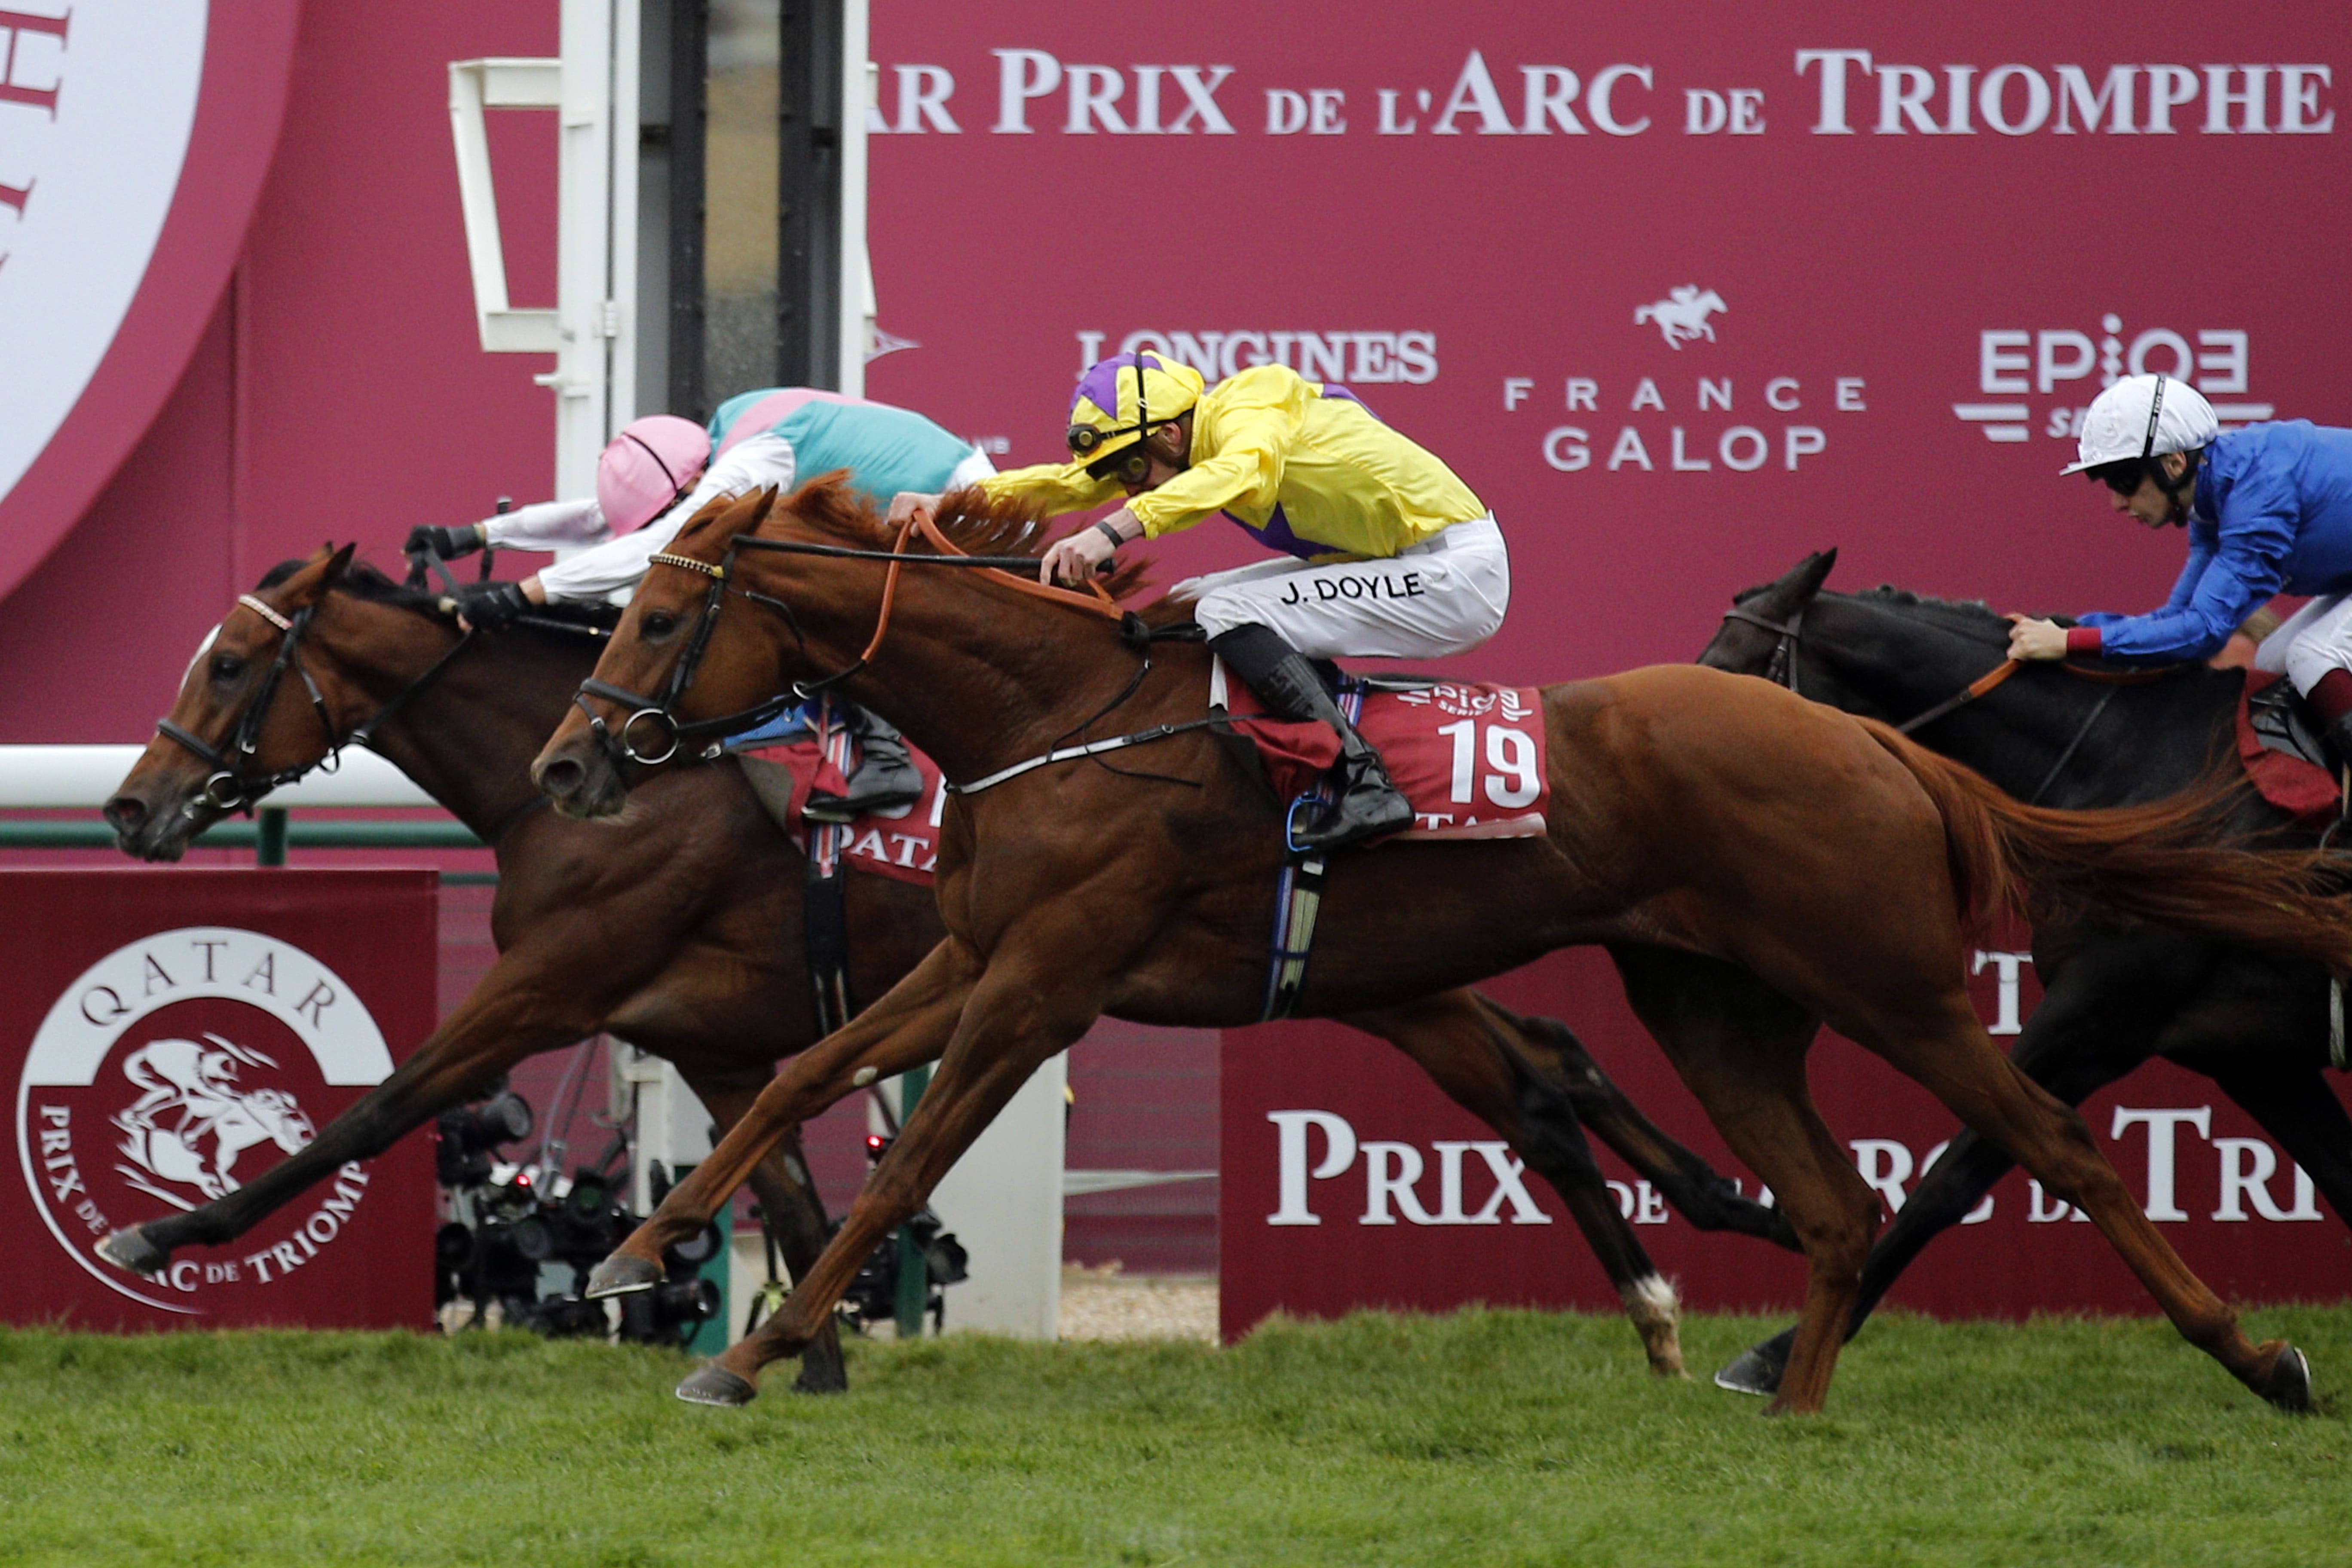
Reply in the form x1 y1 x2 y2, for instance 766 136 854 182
824 511 1129 676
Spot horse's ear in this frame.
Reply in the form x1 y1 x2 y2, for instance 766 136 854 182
321 542 358 589
1788 548 1836 599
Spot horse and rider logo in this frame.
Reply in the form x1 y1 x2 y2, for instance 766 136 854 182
14 925 394 1314
1635 286 1726 349
109 1033 315 1209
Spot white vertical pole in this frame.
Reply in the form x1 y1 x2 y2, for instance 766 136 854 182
545 0 642 498
834 0 871 396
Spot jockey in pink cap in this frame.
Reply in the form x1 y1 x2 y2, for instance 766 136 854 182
409 389 994 816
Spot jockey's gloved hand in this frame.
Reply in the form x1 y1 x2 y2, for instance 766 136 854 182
449 579 529 631
404 524 484 560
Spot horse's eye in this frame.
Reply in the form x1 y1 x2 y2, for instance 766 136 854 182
641 611 679 639
210 654 245 682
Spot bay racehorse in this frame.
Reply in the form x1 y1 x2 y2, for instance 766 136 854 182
531 481 2352 1413
98 547 1785 1380
1700 549 2352 1395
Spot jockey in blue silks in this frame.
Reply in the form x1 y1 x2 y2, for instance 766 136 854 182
2006 373 2352 761
410 388 994 816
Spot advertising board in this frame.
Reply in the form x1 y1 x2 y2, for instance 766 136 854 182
0 871 438 1330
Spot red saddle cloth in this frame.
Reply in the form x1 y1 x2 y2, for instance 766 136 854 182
1211 660 1551 841
2236 670 2342 829
734 720 945 885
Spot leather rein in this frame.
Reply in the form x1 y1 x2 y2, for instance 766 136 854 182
572 512 1127 769
1720 603 2179 804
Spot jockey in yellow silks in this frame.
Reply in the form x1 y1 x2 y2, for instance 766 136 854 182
889 351 1509 851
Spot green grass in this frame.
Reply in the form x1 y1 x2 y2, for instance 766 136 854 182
0 1308 2347 1568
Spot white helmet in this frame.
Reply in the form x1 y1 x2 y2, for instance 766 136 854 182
2060 374 2219 476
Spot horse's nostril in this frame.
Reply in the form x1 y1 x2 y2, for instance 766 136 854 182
103 796 146 833
536 756 585 798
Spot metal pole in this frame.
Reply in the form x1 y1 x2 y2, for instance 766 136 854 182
255 807 288 867
892 1062 930 1338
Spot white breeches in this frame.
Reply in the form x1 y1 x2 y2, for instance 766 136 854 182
1180 514 1511 661
2255 593 2352 693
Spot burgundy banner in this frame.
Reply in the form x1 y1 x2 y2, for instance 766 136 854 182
1222 943 2352 1338
2 870 437 1331
867 3 2352 683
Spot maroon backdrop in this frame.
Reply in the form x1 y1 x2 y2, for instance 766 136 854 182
1223 941 2352 1338
865 3 2351 684
1 870 438 1330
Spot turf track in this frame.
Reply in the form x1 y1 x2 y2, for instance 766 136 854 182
1 1307 2347 1567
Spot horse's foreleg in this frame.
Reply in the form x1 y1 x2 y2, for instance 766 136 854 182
1608 944 1873 1416
1474 997 1798 1251
679 940 1107 1407
1348 989 1687 1378
587 937 980 1296
98 949 605 1274
686 1075 846 1395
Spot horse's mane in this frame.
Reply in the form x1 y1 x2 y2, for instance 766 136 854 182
255 557 622 634
1731 573 2006 636
718 475 1167 613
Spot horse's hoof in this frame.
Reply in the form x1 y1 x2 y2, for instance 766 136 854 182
97 1228 167 1277
2258 1345 2314 1414
1713 1332 1792 1397
676 1365 759 1408
583 1254 664 1299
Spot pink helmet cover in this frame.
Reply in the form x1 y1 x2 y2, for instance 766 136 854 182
597 415 713 534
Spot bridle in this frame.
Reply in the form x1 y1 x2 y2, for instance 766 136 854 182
571 511 1124 769
1718 604 1807 696
156 588 478 813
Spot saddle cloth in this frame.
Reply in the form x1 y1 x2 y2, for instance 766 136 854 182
2237 671 2343 829
1210 659 1550 841
733 711 945 885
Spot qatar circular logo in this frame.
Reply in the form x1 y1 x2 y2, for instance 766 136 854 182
14 926 393 1314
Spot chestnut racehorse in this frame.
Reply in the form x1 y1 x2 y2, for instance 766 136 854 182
534 482 2352 1415
98 547 1783 1380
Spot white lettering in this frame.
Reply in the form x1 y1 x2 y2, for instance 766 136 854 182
1852 1139 1913 1213
1433 50 1515 135
1794 48 1871 134
1268 1109 1356 1225
1718 426 1768 471
1783 426 1826 469
894 65 958 134
2278 66 2334 133
2054 65 2136 133
1589 64 1653 135
1766 377 1801 410
2111 1105 2211 1221
1971 949 2028 1034
1543 427 1590 471
2144 65 2200 134
992 48 1060 134
1361 1142 1437 1224
1521 66 1584 133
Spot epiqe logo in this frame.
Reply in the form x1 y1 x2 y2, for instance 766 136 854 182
1954 315 2275 446
15 926 393 1313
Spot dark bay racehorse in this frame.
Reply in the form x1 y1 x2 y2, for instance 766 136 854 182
533 482 2351 1413
98 547 1786 1381
1700 549 2352 1395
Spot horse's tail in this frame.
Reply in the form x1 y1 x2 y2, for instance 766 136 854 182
1855 717 2352 972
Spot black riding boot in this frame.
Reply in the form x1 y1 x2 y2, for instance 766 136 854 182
807 704 923 821
1210 624 1414 852
2327 712 2352 781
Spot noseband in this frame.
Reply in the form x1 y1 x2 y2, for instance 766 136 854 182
571 514 1122 769
156 590 478 812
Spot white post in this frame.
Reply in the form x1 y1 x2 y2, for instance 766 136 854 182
927 1052 1066 1338
835 0 872 395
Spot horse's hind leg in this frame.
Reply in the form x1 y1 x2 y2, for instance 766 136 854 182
1472 996 1797 1251
685 1077 846 1395
1609 945 1876 1416
1350 990 1687 1377
1842 991 2312 1412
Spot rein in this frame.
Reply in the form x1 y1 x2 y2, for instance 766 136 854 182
572 510 1127 769
1718 600 2184 799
